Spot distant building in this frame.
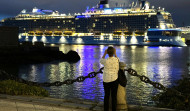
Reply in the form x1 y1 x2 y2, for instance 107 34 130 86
0 26 19 47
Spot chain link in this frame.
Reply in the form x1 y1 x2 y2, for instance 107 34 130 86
125 68 167 91
9 68 104 87
0 66 189 101
125 68 189 98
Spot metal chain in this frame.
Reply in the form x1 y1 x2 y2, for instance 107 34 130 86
0 67 184 93
14 67 104 87
125 68 167 91
0 67 189 103
125 68 190 100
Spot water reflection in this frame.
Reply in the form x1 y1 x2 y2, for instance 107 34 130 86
19 45 190 105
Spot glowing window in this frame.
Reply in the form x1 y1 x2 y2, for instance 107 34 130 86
93 23 96 28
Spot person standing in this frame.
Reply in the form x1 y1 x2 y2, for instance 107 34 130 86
100 46 119 111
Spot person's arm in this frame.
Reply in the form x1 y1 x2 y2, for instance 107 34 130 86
102 49 107 58
100 49 107 65
114 48 117 57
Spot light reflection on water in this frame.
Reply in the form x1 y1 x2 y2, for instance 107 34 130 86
19 45 190 106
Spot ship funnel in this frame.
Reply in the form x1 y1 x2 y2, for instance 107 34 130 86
98 0 109 8
99 0 108 4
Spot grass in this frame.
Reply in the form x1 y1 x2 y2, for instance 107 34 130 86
0 80 49 97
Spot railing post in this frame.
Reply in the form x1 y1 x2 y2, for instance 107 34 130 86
117 62 128 110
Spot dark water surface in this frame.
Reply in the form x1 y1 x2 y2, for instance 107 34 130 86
19 45 190 106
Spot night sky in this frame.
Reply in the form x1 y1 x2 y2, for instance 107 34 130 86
0 0 189 27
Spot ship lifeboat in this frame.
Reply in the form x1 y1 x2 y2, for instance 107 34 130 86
63 31 73 36
54 31 63 36
28 31 35 36
124 31 133 36
44 31 53 36
94 33 101 35
113 31 122 35
135 31 145 36
35 31 43 36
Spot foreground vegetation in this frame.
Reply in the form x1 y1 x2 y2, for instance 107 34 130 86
0 80 49 97
152 76 190 110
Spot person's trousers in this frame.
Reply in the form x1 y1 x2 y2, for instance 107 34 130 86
103 80 118 111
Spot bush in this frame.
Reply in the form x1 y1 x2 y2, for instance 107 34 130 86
152 77 190 110
0 80 49 97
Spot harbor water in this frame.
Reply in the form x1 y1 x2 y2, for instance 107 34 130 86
18 45 190 106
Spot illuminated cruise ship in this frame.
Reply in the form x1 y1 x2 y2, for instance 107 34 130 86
0 0 187 46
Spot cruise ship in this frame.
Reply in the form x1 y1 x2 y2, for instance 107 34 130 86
0 0 187 46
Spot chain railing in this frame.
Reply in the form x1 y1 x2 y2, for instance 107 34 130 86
125 67 190 108
37 67 104 86
0 66 189 103
125 68 188 97
1 67 104 87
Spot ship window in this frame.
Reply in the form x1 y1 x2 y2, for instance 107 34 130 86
162 31 181 36
147 31 162 36
93 23 96 28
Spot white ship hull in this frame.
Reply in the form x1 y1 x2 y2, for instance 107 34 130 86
19 35 187 47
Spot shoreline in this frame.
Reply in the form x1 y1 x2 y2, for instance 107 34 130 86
0 94 181 111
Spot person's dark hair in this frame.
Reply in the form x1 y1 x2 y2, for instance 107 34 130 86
107 46 114 57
